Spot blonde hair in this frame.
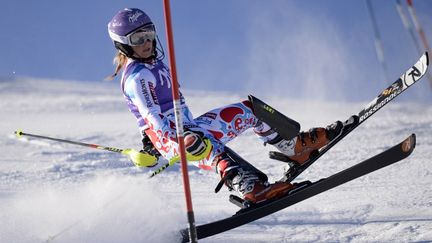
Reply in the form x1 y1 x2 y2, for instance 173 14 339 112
105 51 128 81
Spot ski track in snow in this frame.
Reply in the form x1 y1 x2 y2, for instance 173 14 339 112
1 77 431 243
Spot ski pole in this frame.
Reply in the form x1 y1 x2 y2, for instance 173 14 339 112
149 160 176 178
149 138 212 178
14 130 158 167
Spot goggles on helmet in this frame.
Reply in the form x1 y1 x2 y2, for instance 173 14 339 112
109 24 156 46
127 26 156 46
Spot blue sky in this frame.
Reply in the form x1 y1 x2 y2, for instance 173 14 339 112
2 1 432 101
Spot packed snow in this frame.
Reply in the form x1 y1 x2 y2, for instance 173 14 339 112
1 77 431 243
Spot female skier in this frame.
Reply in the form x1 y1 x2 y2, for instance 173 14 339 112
107 8 342 204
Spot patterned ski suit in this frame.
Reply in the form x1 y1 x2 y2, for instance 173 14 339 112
121 59 276 171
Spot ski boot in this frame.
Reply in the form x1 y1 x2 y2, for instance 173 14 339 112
273 121 343 179
285 120 343 164
268 121 342 161
215 151 294 206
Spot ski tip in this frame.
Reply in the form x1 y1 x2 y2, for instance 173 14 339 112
401 134 416 154
14 129 24 137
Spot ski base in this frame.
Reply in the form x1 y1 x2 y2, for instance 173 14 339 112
248 95 301 141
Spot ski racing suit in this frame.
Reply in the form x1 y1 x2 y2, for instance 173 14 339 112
121 59 284 171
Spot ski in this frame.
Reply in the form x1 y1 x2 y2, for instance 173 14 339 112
180 134 416 242
275 52 428 183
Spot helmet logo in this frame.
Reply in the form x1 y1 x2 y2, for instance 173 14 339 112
111 21 122 27
129 11 143 23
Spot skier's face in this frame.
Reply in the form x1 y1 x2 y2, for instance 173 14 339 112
131 40 153 59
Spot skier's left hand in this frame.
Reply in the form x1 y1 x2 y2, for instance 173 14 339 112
184 130 212 161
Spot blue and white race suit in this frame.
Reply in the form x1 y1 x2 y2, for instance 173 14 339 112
121 59 269 171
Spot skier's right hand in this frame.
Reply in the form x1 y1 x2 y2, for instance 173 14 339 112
124 149 158 168
184 130 212 161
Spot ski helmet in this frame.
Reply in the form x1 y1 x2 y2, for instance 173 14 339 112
108 8 156 57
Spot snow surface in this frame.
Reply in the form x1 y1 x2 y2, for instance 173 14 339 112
1 77 432 243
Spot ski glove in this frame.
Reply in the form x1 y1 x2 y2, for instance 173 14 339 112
141 133 161 157
184 130 213 161
124 149 158 168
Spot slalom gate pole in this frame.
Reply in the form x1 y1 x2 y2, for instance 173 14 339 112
365 0 389 82
407 0 431 52
395 0 422 54
406 0 432 88
162 1 198 242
